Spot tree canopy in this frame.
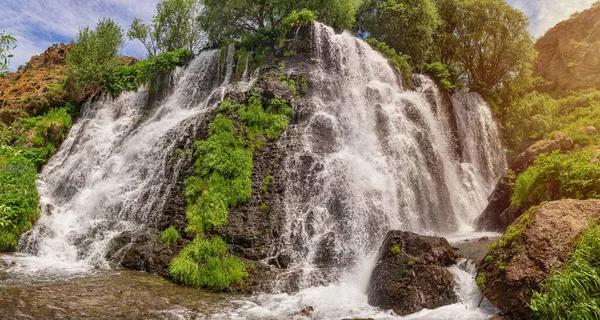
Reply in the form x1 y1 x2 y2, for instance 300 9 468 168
128 0 203 56
356 0 441 66
67 18 124 93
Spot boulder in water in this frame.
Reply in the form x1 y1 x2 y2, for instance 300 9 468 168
478 200 600 318
367 231 460 316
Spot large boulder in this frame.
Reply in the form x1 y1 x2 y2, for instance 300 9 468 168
478 200 600 319
508 132 573 173
367 231 461 316
263 80 292 100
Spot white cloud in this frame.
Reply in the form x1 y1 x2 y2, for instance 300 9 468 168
509 0 597 38
0 0 160 70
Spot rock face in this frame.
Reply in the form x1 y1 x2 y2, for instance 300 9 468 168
474 173 524 232
367 231 461 316
478 200 600 319
534 4 600 95
106 229 184 277
508 132 574 173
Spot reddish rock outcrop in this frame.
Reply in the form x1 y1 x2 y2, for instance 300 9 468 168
534 4 600 95
478 200 600 319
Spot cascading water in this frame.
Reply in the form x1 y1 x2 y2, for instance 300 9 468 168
2 21 506 319
274 23 505 285
232 23 505 319
12 50 227 273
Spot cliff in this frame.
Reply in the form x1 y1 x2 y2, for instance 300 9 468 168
534 4 600 95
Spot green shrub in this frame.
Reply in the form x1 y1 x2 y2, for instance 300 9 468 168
161 226 180 246
283 9 318 31
107 48 194 96
512 151 600 207
169 236 247 291
530 222 600 319
240 97 293 141
364 38 412 83
0 154 40 250
424 62 455 92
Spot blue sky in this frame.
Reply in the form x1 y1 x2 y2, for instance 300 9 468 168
1 0 597 71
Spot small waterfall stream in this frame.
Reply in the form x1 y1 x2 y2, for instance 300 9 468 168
13 50 225 273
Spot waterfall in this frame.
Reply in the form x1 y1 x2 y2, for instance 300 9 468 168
16 50 226 271
272 23 506 289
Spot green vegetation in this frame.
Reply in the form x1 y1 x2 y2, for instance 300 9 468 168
0 31 16 73
391 244 402 255
512 151 600 208
0 105 75 250
357 0 441 66
364 38 412 83
107 48 194 96
67 18 124 94
503 89 600 150
161 226 180 246
127 0 203 56
476 272 486 290
530 222 600 319
424 62 454 92
169 236 247 290
174 82 295 290
262 175 274 198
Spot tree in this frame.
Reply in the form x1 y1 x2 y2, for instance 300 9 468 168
452 0 536 92
356 0 441 66
128 0 203 56
67 18 124 93
0 31 16 73
199 0 359 46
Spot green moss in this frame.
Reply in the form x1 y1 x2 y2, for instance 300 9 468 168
476 272 487 291
262 175 274 198
530 222 600 319
391 244 402 255
407 260 415 267
485 255 494 263
161 226 180 246
299 76 308 95
497 213 531 248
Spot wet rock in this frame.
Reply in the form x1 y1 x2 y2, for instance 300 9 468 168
367 231 461 316
474 173 522 232
263 80 292 100
292 306 314 317
508 132 573 173
106 229 182 277
478 200 600 319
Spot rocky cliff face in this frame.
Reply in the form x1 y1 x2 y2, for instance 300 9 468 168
478 200 600 319
534 4 600 95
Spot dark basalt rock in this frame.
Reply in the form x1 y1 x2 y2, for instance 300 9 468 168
474 173 522 232
263 80 293 100
105 229 184 277
367 231 461 316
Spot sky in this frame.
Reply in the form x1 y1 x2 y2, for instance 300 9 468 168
0 0 598 71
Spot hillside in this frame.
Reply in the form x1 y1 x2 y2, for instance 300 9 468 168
534 4 600 95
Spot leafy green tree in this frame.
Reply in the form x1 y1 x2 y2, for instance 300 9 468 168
356 0 441 66
127 18 159 57
128 0 203 56
452 0 535 92
199 0 359 46
0 31 16 73
67 18 124 94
